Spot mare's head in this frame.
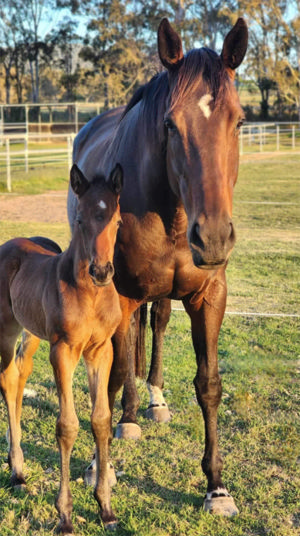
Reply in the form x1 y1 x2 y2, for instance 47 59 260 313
158 17 248 268
70 164 123 286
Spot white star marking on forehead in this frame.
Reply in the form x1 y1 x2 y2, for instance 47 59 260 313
98 200 107 210
198 94 213 119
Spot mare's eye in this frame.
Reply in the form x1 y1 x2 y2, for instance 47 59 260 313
164 117 177 133
95 213 104 222
76 214 82 225
236 118 245 130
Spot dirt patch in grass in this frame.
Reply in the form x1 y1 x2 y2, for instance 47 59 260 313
0 191 68 223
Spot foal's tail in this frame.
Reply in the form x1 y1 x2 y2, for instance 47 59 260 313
29 236 62 255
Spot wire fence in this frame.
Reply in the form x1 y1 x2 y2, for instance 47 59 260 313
0 122 300 191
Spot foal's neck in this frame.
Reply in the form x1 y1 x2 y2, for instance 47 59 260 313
61 228 92 288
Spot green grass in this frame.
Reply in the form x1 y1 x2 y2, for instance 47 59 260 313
0 315 299 535
0 163 69 194
0 154 299 534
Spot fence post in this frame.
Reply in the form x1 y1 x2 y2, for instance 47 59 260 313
259 126 263 151
25 134 29 173
67 135 73 171
6 138 11 192
292 125 295 149
276 125 280 150
240 126 243 155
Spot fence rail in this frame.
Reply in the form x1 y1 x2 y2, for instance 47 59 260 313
0 123 299 192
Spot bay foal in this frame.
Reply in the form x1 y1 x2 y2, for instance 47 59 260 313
0 164 122 533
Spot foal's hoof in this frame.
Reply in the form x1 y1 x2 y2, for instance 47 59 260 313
84 461 117 488
145 404 171 423
11 473 26 492
115 423 142 440
203 489 239 517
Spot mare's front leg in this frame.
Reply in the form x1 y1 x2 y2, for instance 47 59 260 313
183 269 239 517
50 342 80 535
84 340 117 529
110 297 142 440
146 299 171 423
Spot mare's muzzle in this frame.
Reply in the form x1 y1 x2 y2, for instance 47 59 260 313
89 261 114 286
189 216 236 269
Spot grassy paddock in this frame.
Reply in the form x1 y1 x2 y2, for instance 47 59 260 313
0 155 299 535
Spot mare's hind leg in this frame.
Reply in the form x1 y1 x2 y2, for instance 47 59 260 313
145 299 171 423
0 321 26 488
84 340 117 528
50 342 80 535
183 272 239 517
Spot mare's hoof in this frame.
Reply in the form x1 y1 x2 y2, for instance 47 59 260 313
145 404 171 423
115 422 142 440
203 490 239 517
84 461 117 488
104 520 118 531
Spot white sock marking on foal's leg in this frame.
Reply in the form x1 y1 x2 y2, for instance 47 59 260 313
198 94 213 119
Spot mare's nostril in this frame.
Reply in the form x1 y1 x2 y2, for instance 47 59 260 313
190 223 205 251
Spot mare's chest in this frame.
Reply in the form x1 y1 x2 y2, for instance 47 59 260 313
114 211 208 301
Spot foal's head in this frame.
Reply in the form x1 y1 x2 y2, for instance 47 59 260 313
70 164 123 286
158 18 248 269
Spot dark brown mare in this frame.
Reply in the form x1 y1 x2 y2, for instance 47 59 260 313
0 164 123 533
68 18 248 517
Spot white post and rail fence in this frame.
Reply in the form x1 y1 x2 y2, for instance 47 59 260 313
0 102 299 192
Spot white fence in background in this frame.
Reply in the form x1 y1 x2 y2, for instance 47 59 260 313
239 122 300 154
0 123 300 192
0 133 75 191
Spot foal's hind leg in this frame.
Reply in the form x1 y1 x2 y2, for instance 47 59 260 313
0 322 26 488
84 340 117 529
50 342 80 535
15 330 40 438
146 299 171 423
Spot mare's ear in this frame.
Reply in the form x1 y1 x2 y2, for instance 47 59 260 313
70 164 90 198
157 18 184 71
109 163 123 195
221 18 248 74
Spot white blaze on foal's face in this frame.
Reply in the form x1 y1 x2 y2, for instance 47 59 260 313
98 200 107 210
198 93 213 119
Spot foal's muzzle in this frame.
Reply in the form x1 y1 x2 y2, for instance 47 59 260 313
89 261 114 286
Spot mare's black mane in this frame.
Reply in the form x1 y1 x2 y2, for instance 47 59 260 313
120 47 228 124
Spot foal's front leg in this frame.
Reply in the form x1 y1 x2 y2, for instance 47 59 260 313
50 342 80 535
183 270 239 517
84 340 117 528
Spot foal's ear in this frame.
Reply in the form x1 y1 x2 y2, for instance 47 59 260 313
221 18 248 73
157 18 184 71
109 163 123 195
70 164 90 198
